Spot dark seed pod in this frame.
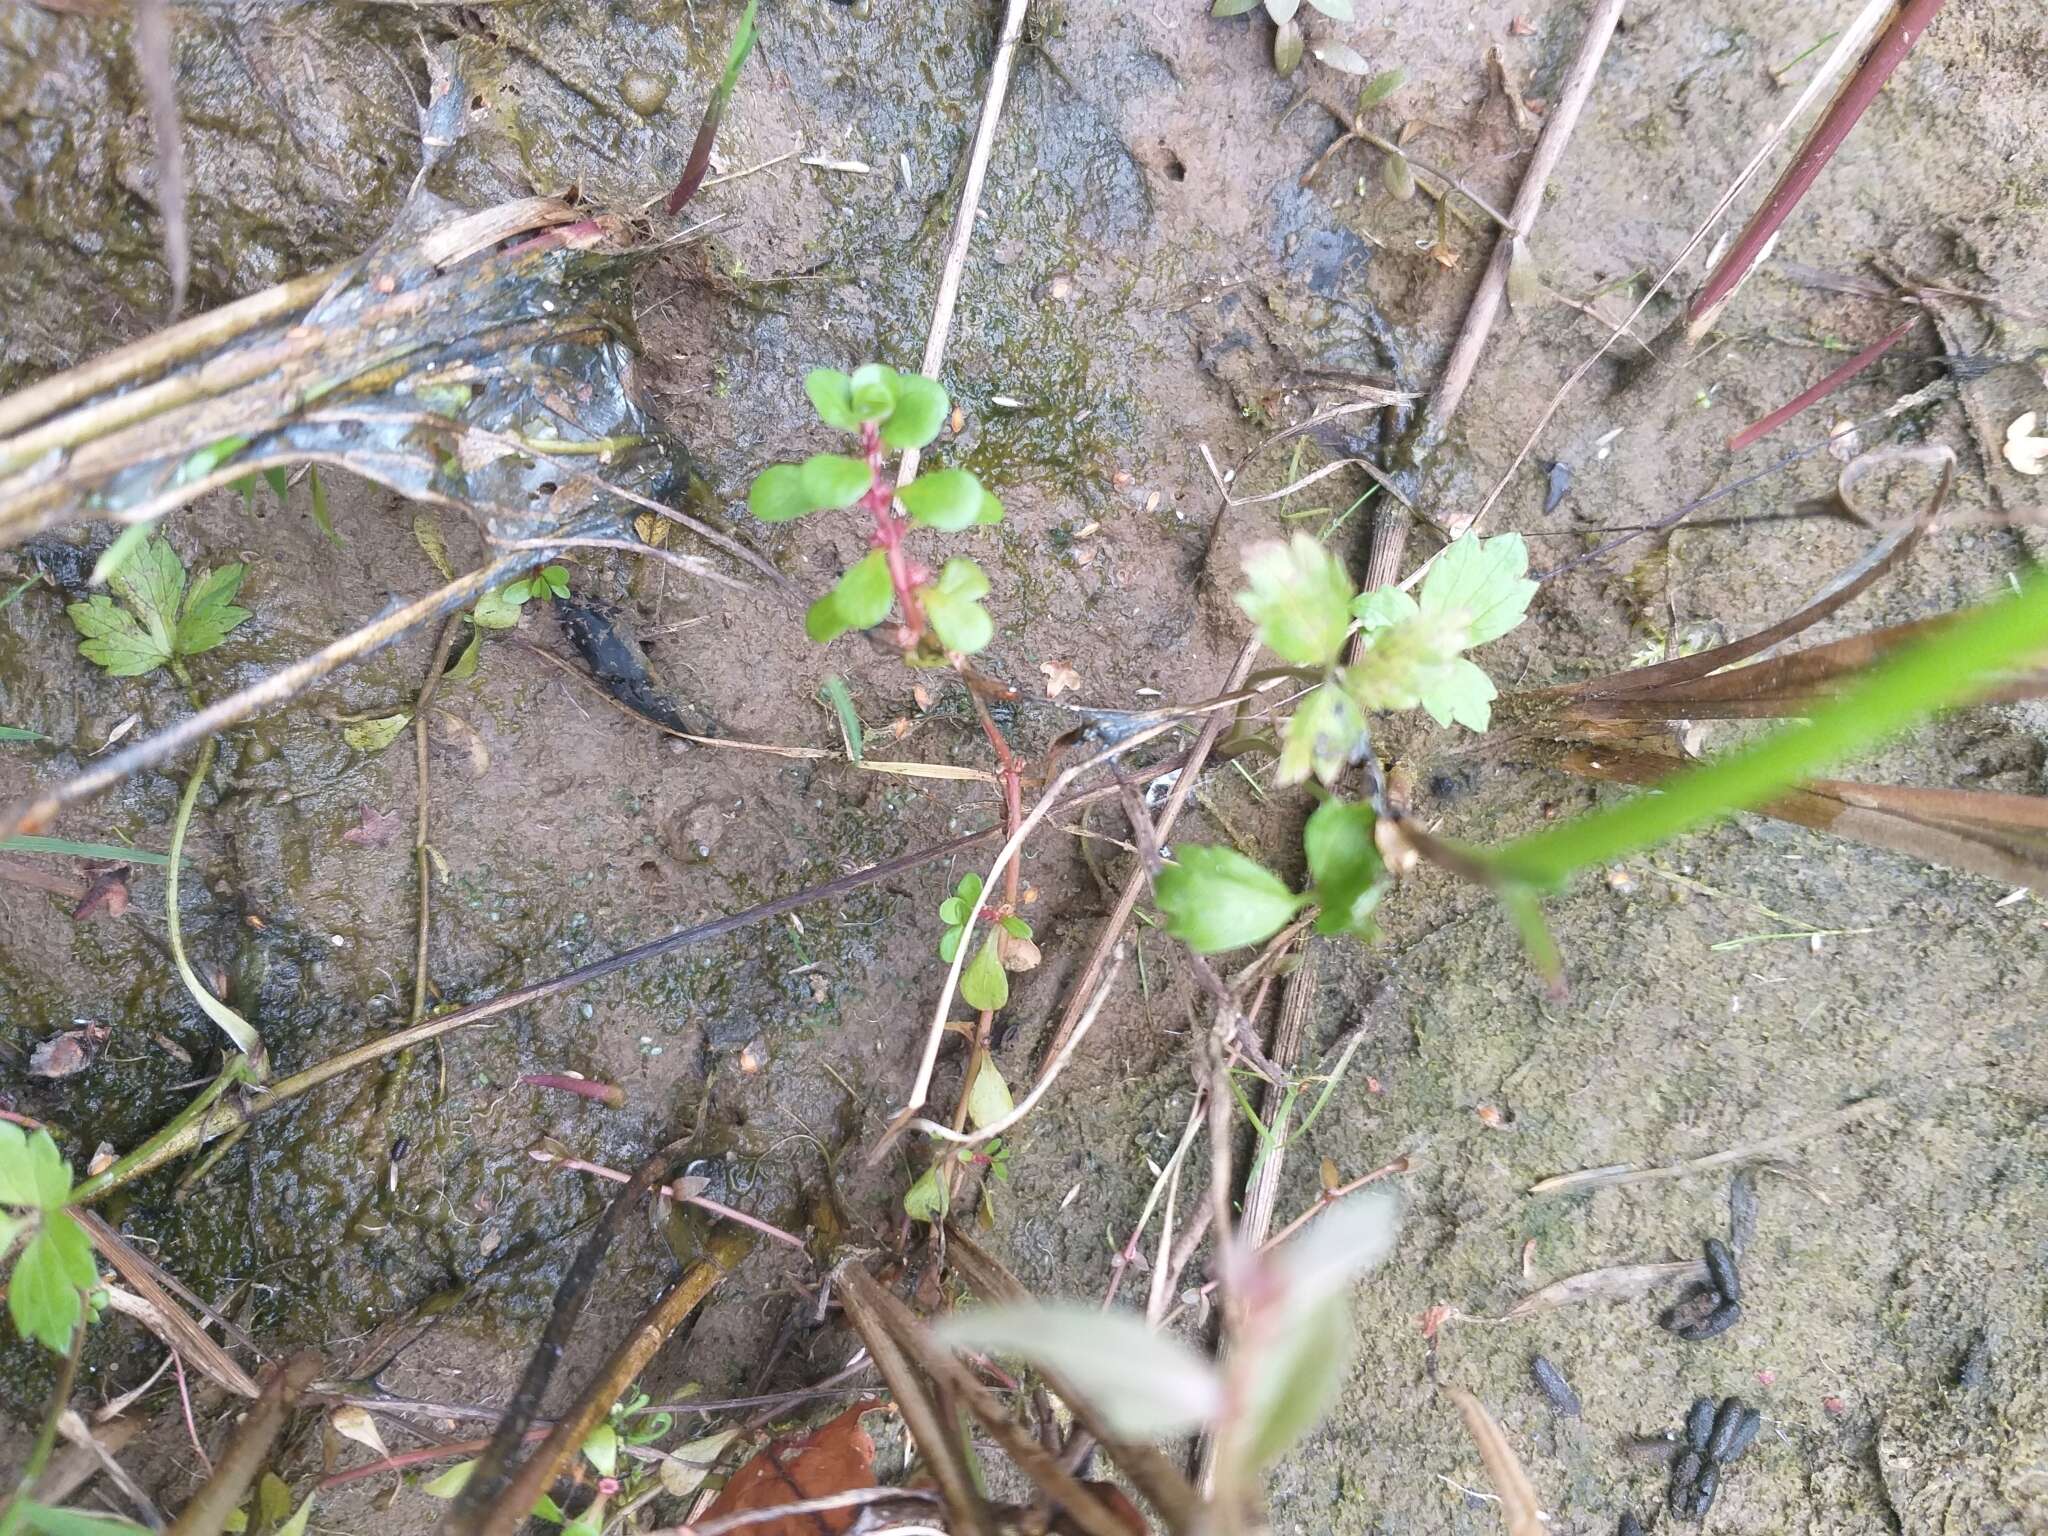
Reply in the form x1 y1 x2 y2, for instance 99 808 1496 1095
1669 1451 1702 1517
1689 1463 1720 1518
1530 1354 1582 1417
1723 1406 1763 1464
1618 1514 1645 1536
1678 1297 1743 1341
1685 1395 1716 1452
1706 1396 1747 1461
1704 1236 1742 1302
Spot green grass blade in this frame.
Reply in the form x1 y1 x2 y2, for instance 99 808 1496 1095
818 674 863 761
1490 568 2048 889
663 0 759 213
0 835 170 865
0 725 47 743
167 741 267 1064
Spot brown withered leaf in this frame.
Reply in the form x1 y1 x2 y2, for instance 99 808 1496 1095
30 1025 110 1078
695 1400 886 1534
341 805 402 848
1499 1258 1707 1320
72 864 131 921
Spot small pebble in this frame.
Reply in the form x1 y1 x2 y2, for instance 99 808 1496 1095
1530 1354 1582 1417
1617 1514 1644 1536
619 69 673 116
1704 1236 1742 1302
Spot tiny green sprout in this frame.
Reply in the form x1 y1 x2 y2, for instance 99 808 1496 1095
501 564 571 606
750 364 1003 660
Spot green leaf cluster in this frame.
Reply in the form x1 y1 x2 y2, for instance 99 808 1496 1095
1236 530 1535 785
937 873 1032 1013
0 1124 97 1354
66 534 251 679
1153 798 1385 953
748 364 1004 653
502 565 570 605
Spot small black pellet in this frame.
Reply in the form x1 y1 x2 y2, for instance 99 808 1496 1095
1704 1236 1742 1302
1531 1354 1582 1417
1689 1463 1721 1518
1706 1396 1747 1461
1663 1288 1724 1336
1678 1297 1743 1340
1723 1406 1763 1464
1617 1514 1644 1536
1685 1396 1716 1452
1669 1451 1702 1516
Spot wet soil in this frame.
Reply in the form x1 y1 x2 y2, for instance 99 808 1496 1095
2 0 2045 1531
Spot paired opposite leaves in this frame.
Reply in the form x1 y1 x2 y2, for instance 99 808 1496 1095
921 558 994 654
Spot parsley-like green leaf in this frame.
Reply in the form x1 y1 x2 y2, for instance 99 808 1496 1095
1416 656 1499 731
9 1221 87 1352
67 596 171 677
1276 683 1369 788
1236 534 1355 668
1418 532 1536 648
175 564 251 658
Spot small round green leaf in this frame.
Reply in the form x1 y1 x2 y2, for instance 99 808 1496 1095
1303 797 1386 939
899 469 986 531
804 368 860 431
804 591 849 645
975 489 1005 525
749 463 816 523
961 933 1010 1011
921 558 994 654
1382 151 1416 201
1154 845 1307 954
849 363 897 422
798 453 873 511
1358 67 1406 111
832 549 894 632
882 374 948 450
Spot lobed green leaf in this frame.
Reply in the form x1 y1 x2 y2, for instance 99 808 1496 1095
1237 533 1355 668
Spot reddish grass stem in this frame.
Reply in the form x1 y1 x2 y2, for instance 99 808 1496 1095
1725 316 1917 452
519 1073 627 1108
1686 0 1949 338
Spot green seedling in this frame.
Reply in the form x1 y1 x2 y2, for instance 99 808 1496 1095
748 364 1002 659
66 533 250 685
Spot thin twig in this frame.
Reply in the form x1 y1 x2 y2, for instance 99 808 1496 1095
893 0 1031 491
1687 0 1950 337
1370 0 1628 579
1725 315 1916 451
162 1354 320 1536
1527 1098 1888 1196
644 1488 940 1536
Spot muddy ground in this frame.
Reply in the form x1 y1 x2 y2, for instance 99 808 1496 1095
3 0 2046 1531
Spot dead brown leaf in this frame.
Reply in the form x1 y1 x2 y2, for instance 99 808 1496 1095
29 1026 109 1078
71 864 130 921
1500 1258 1707 1320
695 1400 886 1534
1040 660 1083 699
341 805 402 848
1439 1383 1545 1536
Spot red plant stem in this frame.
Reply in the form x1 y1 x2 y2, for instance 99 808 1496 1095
1726 316 1917 452
519 1073 625 1108
0 1109 47 1130
862 422 928 648
1686 0 1948 337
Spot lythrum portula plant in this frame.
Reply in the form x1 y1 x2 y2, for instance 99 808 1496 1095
749 364 1002 659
